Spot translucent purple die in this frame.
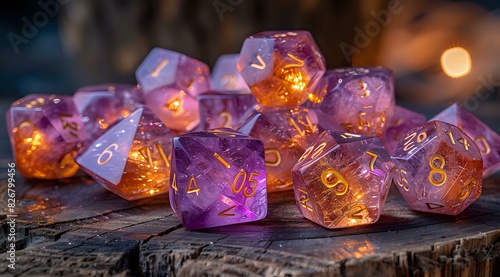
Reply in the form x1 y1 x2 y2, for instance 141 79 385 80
198 90 256 130
432 103 500 177
211 54 249 91
73 84 144 141
136 48 211 132
292 131 394 228
238 30 326 107
318 67 395 137
76 107 174 200
382 105 426 153
170 129 267 229
7 94 86 179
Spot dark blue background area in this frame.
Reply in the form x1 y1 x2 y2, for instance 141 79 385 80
1 0 499 98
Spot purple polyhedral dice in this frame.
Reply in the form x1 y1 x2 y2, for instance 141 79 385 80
74 84 144 141
431 103 500 177
211 54 249 91
136 48 210 131
392 121 483 215
318 67 395 137
7 95 86 179
170 129 267 230
237 106 319 192
238 30 326 107
76 107 174 200
292 131 394 228
198 90 256 130
382 105 426 153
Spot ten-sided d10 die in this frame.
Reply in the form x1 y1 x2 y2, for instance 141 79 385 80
198 90 256 130
318 67 395 137
238 30 326 107
432 103 500 177
73 84 144 141
292 131 393 229
7 94 86 179
76 107 174 200
382 105 426 154
170 129 267 229
391 121 483 215
237 106 320 192
136 48 210 132
211 54 249 91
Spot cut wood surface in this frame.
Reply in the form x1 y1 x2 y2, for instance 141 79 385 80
1 167 500 276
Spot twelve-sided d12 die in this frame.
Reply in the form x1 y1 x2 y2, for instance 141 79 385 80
238 30 326 107
318 67 395 137
391 121 483 215
76 107 174 200
7 94 86 179
136 48 210 132
432 103 500 177
170 129 267 230
292 131 393 229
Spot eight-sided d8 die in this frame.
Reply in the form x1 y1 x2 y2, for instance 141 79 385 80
74 84 143 141
292 131 393 229
432 103 500 177
237 106 320 192
391 121 483 215
169 129 267 230
76 107 174 200
136 48 210 131
7 94 86 179
238 30 326 107
211 54 249 91
198 90 256 130
318 67 395 137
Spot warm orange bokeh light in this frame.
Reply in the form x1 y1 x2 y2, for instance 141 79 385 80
441 47 472 78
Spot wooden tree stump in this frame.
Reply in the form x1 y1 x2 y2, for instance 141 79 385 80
1 167 500 276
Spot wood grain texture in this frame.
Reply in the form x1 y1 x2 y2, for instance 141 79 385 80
1 167 500 276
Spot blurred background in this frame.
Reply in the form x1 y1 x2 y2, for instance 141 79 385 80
1 0 500 157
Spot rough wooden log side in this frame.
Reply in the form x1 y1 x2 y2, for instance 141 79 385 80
0 170 500 276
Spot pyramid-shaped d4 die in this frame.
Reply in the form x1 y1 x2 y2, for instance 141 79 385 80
76 107 174 200
169 128 267 230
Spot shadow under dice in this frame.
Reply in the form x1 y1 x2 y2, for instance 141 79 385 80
292 131 393 229
392 121 483 215
7 95 86 179
238 30 326 107
170 129 267 230
237 106 319 192
198 90 256 130
318 67 394 137
74 84 143 142
432 103 500 177
136 48 210 132
76 107 173 200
